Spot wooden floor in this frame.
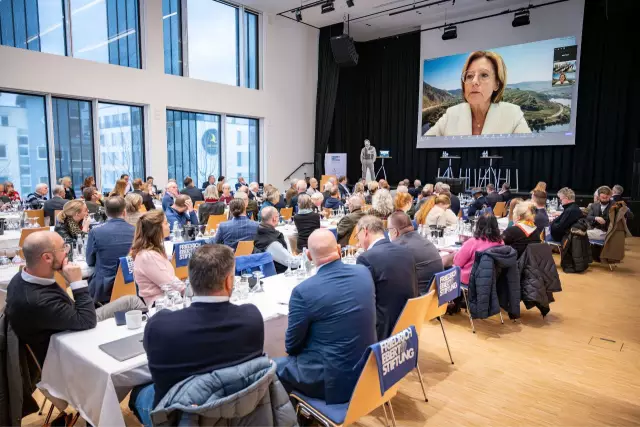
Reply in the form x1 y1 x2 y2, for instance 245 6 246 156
24 239 640 427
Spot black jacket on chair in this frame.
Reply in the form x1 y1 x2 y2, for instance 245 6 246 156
550 202 583 242
468 245 520 320
560 219 592 273
133 189 155 212
518 243 562 316
198 201 226 229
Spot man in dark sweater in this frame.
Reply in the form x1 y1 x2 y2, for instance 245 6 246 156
485 184 502 209
131 245 264 425
550 187 584 242
180 176 204 203
132 178 155 212
6 231 144 366
467 188 489 217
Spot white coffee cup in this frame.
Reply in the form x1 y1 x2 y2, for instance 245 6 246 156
125 310 148 329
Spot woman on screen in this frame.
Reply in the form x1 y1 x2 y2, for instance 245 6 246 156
425 51 531 136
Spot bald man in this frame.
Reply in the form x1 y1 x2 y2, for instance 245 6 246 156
6 231 145 366
275 229 376 404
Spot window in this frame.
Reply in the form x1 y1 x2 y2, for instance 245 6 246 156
40 176 49 184
69 0 141 68
0 0 66 55
0 116 8 126
19 146 29 156
38 146 48 159
245 11 259 89
225 116 258 188
52 98 95 194
163 0 183 76
98 103 144 191
18 136 29 145
0 145 7 159
0 91 50 195
166 110 220 187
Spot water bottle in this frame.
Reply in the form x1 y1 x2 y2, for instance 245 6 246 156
19 211 26 229
184 279 193 307
239 273 251 300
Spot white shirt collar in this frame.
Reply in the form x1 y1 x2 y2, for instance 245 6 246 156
192 296 230 303
369 236 386 250
21 270 56 285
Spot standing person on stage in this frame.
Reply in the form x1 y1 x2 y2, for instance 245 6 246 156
360 139 376 181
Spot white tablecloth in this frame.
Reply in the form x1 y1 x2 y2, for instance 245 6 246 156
0 261 94 290
0 229 23 250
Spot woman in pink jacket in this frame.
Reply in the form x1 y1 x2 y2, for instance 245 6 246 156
454 213 503 285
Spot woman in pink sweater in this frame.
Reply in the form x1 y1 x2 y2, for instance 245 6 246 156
131 210 185 306
454 213 503 284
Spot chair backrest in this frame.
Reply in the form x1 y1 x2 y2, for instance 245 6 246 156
235 240 254 256
205 214 227 233
493 201 507 218
138 205 147 213
343 349 401 425
194 201 204 211
25 209 45 227
425 285 447 320
280 207 293 221
390 291 433 337
348 226 359 246
234 253 277 277
111 256 137 303
18 227 49 257
320 175 337 193
383 219 388 230
171 241 205 280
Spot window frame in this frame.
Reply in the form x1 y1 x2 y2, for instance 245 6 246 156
0 144 7 159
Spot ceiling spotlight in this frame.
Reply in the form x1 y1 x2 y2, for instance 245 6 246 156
512 9 530 27
346 0 354 7
442 24 457 40
295 8 302 21
321 1 335 14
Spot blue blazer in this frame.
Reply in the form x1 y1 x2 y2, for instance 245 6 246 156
213 216 259 250
162 193 174 211
467 196 489 217
324 197 344 210
165 207 199 231
86 218 135 303
356 238 418 341
275 260 376 404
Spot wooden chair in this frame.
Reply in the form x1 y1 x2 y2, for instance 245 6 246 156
18 227 49 258
280 207 293 221
348 227 359 247
171 257 189 281
426 282 455 365
383 219 388 230
205 214 227 234
110 263 137 303
320 174 337 193
235 241 254 257
138 205 147 213
194 201 204 211
25 209 45 227
390 291 433 403
493 201 507 218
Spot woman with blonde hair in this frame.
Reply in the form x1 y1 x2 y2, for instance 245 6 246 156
353 182 366 198
426 194 458 227
131 210 184 306
502 200 541 257
507 198 524 228
369 189 394 220
59 176 76 200
124 193 144 226
365 181 378 205
54 200 90 240
394 192 415 219
199 185 226 226
109 179 128 198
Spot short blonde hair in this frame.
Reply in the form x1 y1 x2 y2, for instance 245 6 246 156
461 51 507 103
124 193 143 214
513 201 535 223
58 200 85 223
367 181 379 193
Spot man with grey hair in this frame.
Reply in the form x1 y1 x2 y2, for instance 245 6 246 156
612 185 624 202
25 182 49 209
285 178 298 206
6 231 145 367
162 181 179 211
550 187 584 241
396 185 409 194
275 229 375 403
288 179 308 209
306 178 320 195
43 184 68 225
254 206 295 273
235 188 258 219
132 244 264 422
321 182 333 207
440 183 460 215
336 195 366 246
409 179 422 198
355 215 417 340
310 192 324 213
248 182 260 201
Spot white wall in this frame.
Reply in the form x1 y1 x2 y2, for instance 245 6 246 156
0 0 318 188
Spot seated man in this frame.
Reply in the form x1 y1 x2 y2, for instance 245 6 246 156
388 211 443 295
236 187 258 219
275 229 376 404
441 183 460 215
586 186 613 240
162 181 179 211
499 182 513 205
86 196 136 303
6 231 144 366
25 183 49 210
409 180 422 199
165 195 198 232
131 245 264 425
83 186 103 216
356 216 417 340
288 180 307 209
532 190 549 229
550 187 584 242
43 185 68 225
214 199 259 250
611 184 633 219
467 188 489 217
338 176 351 200
180 176 204 203
324 187 344 210
485 184 501 209
254 206 296 273
321 182 333 208
133 178 155 212
336 195 366 247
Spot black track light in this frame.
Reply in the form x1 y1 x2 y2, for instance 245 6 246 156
442 25 457 40
295 8 302 21
346 0 354 7
321 1 335 14
512 9 530 27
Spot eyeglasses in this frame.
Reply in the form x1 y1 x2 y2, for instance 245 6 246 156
462 70 494 84
43 243 71 256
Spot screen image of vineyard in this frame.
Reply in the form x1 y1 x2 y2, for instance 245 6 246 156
421 37 577 135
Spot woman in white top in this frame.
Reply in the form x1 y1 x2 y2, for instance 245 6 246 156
425 51 531 136
426 194 458 227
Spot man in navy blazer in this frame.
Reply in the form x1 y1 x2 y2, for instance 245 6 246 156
355 215 418 341
86 196 135 303
275 229 376 404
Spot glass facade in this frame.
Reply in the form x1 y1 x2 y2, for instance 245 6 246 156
52 98 95 195
245 11 259 89
166 110 220 188
163 0 182 75
0 0 66 55
0 91 50 197
98 103 144 192
224 116 258 187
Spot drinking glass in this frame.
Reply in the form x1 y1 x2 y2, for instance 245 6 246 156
284 258 295 277
251 271 264 293
230 277 240 303
239 274 251 300
12 249 23 265
296 257 307 279
0 251 10 269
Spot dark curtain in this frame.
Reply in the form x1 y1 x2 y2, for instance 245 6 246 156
313 23 343 178
320 0 640 194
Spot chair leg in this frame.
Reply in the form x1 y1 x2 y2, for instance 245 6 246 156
68 413 80 427
499 310 504 324
382 402 390 427
387 401 397 427
462 289 476 333
44 403 55 426
415 365 428 402
437 316 454 364
38 397 48 415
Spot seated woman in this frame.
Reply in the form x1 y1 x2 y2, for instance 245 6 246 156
109 179 128 198
293 194 321 253
131 210 184 306
454 213 503 285
502 201 541 258
4 181 21 202
426 194 458 228
258 188 281 221
394 192 415 219
199 185 226 227
59 176 76 200
125 193 144 226
365 181 378 205
219 183 234 205
414 193 436 226
369 189 394 220
506 198 524 228
54 200 90 241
